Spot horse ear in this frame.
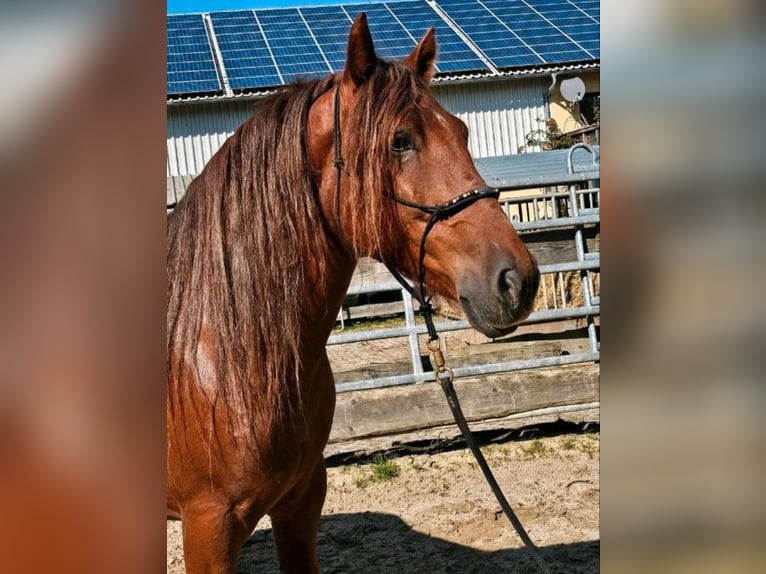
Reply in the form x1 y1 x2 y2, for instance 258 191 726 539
405 28 437 82
343 13 378 87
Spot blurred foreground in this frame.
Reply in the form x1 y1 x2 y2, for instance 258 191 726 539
603 1 766 572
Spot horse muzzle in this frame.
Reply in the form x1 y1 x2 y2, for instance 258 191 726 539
457 251 540 338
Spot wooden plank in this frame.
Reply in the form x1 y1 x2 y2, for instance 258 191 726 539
346 258 397 295
329 363 599 442
332 340 563 384
325 406 599 458
341 301 404 321
523 228 600 266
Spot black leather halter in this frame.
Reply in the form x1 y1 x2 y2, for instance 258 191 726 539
332 85 500 340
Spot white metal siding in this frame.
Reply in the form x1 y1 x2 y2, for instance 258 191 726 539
432 78 549 158
167 101 256 177
167 78 550 176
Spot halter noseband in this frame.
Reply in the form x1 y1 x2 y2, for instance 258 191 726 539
332 85 500 340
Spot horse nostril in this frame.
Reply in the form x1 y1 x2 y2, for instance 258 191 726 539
500 268 520 294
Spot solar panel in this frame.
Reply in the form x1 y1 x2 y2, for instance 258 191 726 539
255 8 333 83
572 0 599 23
298 6 353 72
388 0 488 73
529 0 599 57
435 0 543 67
480 0 591 62
209 11 282 90
167 15 221 95
436 0 598 68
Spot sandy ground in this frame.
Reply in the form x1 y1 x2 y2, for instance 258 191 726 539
167 432 599 573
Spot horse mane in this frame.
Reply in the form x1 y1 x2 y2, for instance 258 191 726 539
167 61 426 449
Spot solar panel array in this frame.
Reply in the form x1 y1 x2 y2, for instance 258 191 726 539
209 11 282 89
167 0 599 97
167 14 222 94
386 1 489 73
437 0 597 67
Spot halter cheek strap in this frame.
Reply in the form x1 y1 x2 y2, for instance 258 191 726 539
334 86 344 238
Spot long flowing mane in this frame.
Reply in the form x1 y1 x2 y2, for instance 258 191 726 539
167 61 426 445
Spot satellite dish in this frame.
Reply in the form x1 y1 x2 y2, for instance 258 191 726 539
560 77 586 103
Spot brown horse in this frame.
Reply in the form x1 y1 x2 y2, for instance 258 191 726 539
167 14 539 574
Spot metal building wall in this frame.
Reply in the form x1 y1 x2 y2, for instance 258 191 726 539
432 77 549 158
167 77 549 177
167 100 255 177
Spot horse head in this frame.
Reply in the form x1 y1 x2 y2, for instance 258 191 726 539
309 14 540 338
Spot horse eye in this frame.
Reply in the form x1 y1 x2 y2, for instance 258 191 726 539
392 132 415 153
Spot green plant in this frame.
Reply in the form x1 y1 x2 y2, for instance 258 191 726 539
518 439 550 459
522 118 578 152
560 436 578 451
556 434 600 458
578 435 599 460
354 475 371 489
370 454 399 482
580 93 600 125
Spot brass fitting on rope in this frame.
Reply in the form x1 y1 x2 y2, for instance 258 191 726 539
427 338 454 383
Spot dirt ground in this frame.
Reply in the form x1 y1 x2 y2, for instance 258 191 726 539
166 432 599 573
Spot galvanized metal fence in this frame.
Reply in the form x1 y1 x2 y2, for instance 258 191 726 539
329 144 600 393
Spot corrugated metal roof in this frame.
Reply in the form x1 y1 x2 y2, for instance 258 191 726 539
475 145 600 190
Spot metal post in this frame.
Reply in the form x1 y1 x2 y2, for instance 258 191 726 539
402 289 426 383
566 144 600 354
568 179 599 354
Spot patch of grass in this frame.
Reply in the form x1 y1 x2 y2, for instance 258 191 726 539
353 454 400 489
559 434 599 459
578 435 599 460
560 436 578 451
370 454 399 481
484 444 510 464
354 476 371 489
518 439 550 460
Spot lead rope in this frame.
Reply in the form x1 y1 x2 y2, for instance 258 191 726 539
384 222 553 574
333 85 553 573
428 335 554 574
387 272 554 574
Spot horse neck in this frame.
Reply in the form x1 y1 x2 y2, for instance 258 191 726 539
297 232 357 356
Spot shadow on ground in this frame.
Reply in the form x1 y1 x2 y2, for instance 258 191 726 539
237 512 599 573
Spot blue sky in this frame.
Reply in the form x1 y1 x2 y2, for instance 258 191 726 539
168 0 371 14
